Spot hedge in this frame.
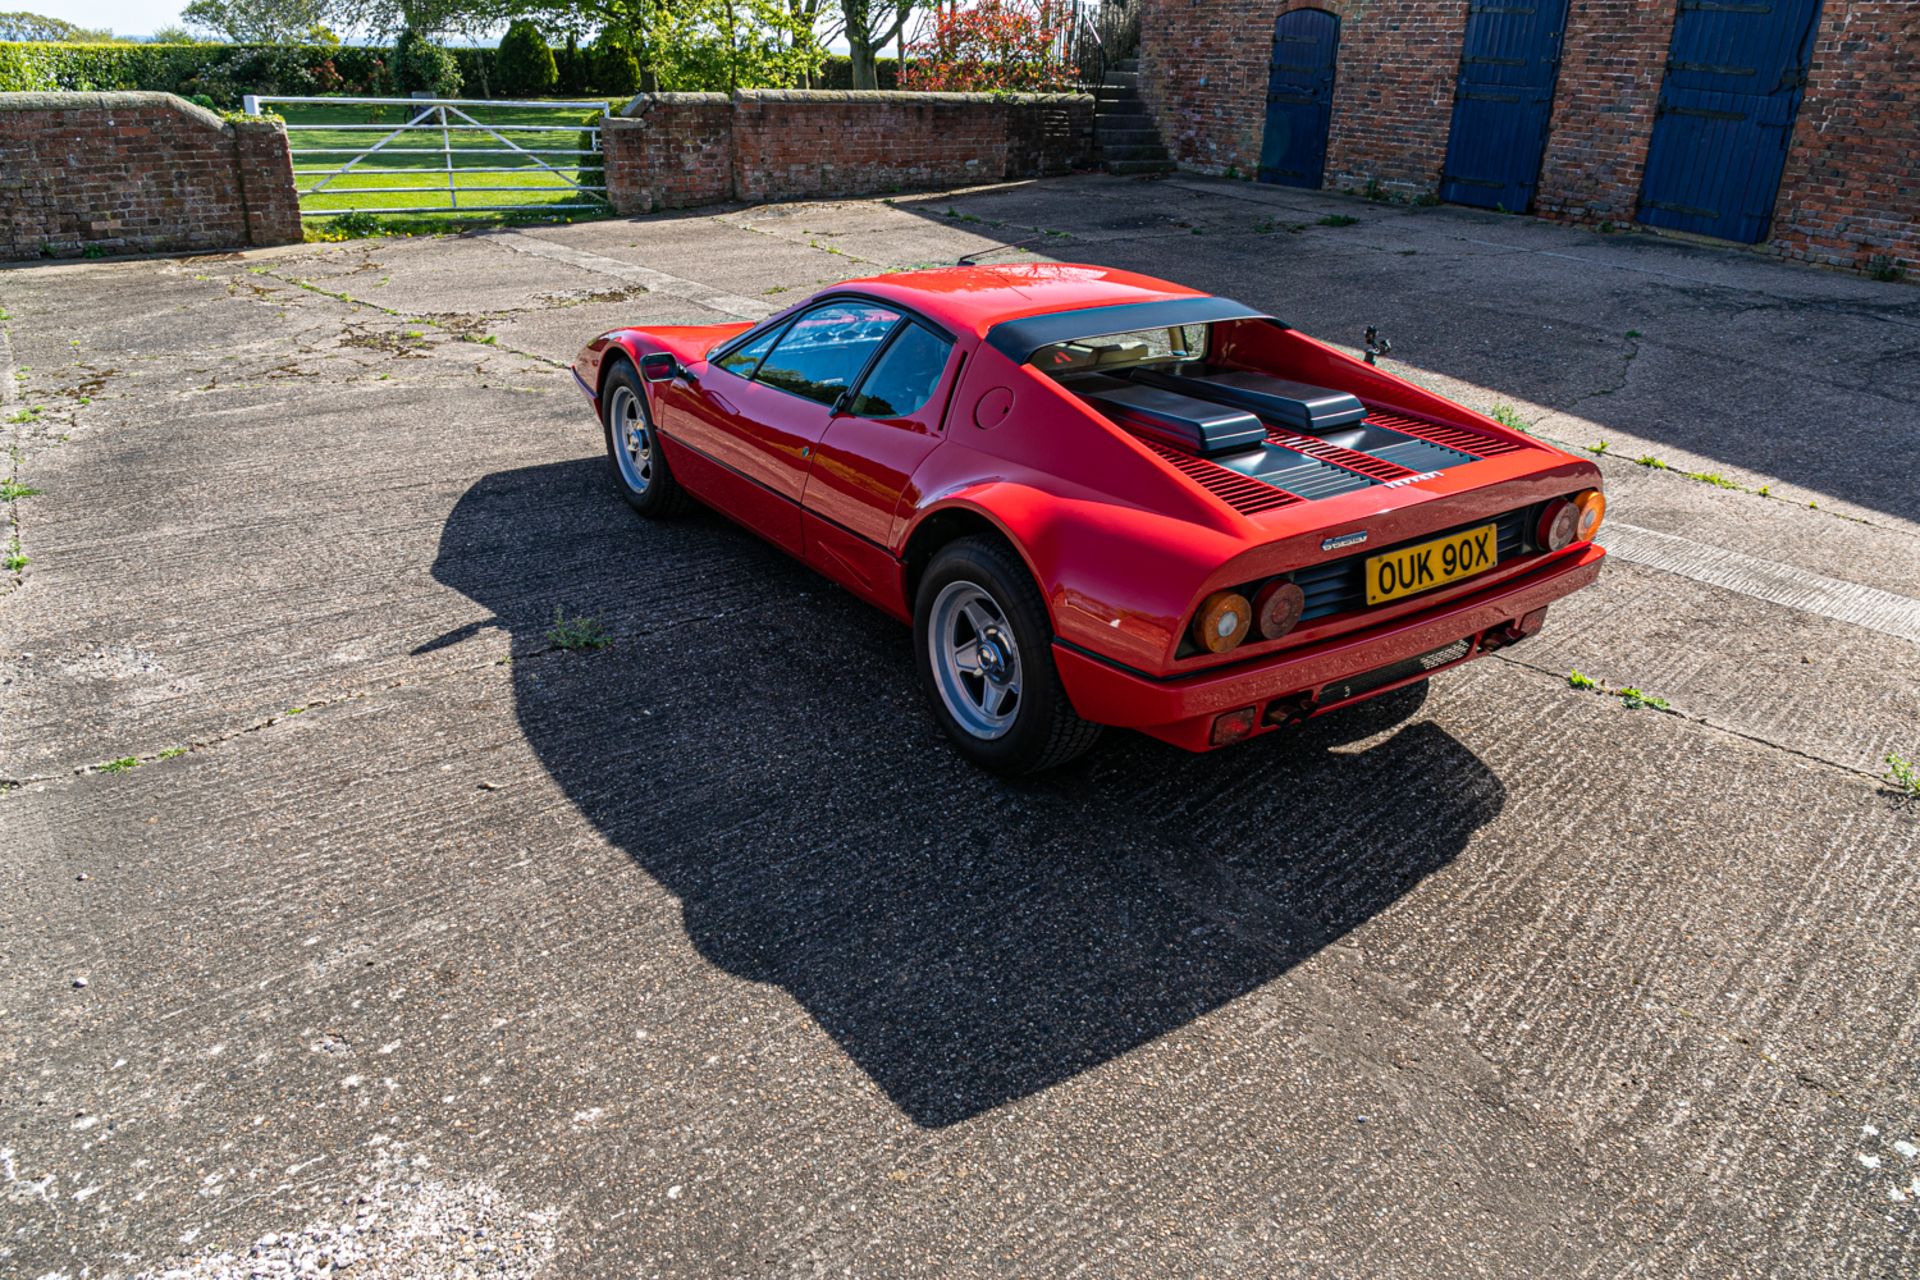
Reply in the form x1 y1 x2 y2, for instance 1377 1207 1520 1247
0 42 907 107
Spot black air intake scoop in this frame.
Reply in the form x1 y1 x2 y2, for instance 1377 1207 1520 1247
1131 367 1368 434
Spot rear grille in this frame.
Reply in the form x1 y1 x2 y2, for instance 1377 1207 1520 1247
1291 506 1534 622
1267 429 1417 481
1143 441 1303 514
1365 409 1526 458
1318 638 1474 705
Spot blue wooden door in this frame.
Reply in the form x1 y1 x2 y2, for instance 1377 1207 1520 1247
1259 9 1339 189
1439 0 1571 211
1637 0 1825 243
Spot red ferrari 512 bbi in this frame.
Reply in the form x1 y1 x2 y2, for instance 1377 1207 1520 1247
572 263 1606 773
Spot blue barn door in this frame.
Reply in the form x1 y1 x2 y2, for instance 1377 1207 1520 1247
1439 0 1571 211
1637 0 1825 243
1259 9 1339 188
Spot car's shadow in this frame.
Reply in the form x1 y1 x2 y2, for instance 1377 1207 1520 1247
427 458 1507 1127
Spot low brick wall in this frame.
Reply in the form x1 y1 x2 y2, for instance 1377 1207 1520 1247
605 93 735 215
604 89 1094 214
0 92 301 259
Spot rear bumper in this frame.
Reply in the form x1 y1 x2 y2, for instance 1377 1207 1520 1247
1054 542 1605 750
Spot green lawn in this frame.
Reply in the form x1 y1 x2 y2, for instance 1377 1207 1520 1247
277 100 616 222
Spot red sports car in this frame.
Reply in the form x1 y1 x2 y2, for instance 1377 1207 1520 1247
572 264 1605 773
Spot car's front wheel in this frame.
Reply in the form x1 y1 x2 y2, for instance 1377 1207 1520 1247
601 359 690 517
914 536 1102 774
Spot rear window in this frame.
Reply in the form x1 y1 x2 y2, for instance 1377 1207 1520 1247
1031 324 1209 375
850 323 952 419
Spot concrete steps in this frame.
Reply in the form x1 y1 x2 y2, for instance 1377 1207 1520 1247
1093 58 1173 176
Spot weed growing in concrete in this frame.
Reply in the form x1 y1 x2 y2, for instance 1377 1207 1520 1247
1686 470 1740 490
1317 214 1359 228
1758 485 1770 497
548 607 610 651
1589 441 1609 455
1867 255 1905 283
1253 218 1275 234
459 334 498 345
6 405 42 425
98 756 141 774
1489 403 1529 433
3 539 25 572
1637 454 1669 470
1568 669 1672 712
157 746 188 761
1885 753 1920 799
0 480 41 501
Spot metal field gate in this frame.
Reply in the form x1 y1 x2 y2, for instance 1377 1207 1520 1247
1635 0 1825 243
1259 9 1340 188
243 96 609 217
1439 0 1571 212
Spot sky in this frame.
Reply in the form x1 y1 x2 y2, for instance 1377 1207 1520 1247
43 0 201 36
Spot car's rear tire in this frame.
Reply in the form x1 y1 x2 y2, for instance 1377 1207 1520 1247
601 359 691 517
914 535 1103 774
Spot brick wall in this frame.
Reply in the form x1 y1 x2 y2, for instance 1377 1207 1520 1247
1138 0 1466 194
603 90 1094 215
0 91 301 259
1531 0 1678 225
605 93 734 213
1771 1 1918 272
1135 0 1916 274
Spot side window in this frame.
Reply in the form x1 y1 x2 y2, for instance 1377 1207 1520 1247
849 323 954 420
713 323 783 379
753 302 902 407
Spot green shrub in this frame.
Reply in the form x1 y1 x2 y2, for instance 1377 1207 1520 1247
497 20 556 97
0 40 394 107
589 34 640 96
392 28 460 97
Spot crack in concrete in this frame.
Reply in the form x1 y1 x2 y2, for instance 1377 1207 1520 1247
1492 649 1908 801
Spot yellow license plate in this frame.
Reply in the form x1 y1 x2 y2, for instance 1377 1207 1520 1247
1365 524 1498 605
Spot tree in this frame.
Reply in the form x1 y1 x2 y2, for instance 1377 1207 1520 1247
179 0 333 43
899 0 1073 92
555 32 587 93
589 29 641 94
0 10 117 40
393 26 463 93
837 0 913 89
498 19 558 95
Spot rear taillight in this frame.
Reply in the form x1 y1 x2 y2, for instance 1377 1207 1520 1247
1572 488 1606 541
1192 591 1252 654
1538 499 1578 552
1253 580 1306 641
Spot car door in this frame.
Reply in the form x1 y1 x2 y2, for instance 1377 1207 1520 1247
671 300 902 552
801 319 961 609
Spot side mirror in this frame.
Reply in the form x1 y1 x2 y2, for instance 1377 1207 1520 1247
639 352 680 384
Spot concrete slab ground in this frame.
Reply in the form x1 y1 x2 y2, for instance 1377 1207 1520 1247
2 174 1917 1279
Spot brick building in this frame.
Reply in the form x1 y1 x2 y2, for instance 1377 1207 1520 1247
1134 0 1916 273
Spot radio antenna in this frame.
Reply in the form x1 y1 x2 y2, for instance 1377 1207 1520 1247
957 235 1048 266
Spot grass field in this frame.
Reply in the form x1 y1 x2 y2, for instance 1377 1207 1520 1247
276 100 617 224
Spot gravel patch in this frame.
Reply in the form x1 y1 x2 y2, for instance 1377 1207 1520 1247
132 1155 560 1280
